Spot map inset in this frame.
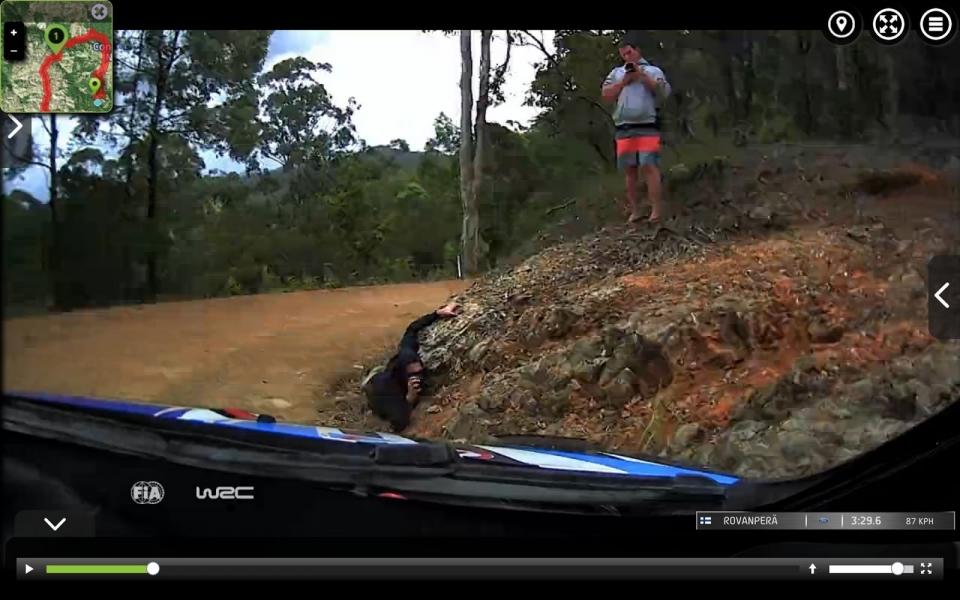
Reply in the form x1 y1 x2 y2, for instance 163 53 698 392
1 1 113 113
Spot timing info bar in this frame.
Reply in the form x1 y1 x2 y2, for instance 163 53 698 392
15 557 945 580
695 511 956 531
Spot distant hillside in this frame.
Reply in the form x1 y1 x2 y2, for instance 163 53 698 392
197 145 427 209
368 145 425 170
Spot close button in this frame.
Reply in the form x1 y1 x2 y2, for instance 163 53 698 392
928 255 960 340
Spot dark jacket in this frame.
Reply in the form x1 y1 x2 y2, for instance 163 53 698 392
363 311 439 432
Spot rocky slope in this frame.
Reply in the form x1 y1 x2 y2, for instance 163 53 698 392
322 144 960 480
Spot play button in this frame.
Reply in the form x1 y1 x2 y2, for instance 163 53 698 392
25 564 33 574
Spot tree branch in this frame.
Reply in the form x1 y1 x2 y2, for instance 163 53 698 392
168 42 189 70
544 198 577 215
158 110 190 124
490 30 513 102
116 56 149 74
574 95 614 123
518 30 558 68
261 153 286 169
166 30 184 72
517 31 614 129
9 155 50 171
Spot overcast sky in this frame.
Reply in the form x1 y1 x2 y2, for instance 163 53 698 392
6 30 555 200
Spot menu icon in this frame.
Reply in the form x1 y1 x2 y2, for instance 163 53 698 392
919 8 955 44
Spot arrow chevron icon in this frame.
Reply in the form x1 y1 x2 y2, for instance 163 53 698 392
43 517 66 531
935 282 950 309
7 115 22 139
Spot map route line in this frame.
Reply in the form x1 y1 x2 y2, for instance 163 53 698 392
39 28 110 112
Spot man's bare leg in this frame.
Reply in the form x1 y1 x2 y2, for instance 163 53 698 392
625 166 641 223
643 164 663 222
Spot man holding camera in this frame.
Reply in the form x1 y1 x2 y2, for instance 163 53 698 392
601 35 671 224
363 302 461 432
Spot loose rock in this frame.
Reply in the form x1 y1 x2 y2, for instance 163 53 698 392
603 368 638 407
445 402 487 439
809 319 844 344
671 423 702 450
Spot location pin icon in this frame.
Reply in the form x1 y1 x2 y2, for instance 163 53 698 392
45 23 68 54
836 15 848 31
89 77 101 94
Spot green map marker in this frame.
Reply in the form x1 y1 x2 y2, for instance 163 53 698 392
45 23 69 54
89 77 101 94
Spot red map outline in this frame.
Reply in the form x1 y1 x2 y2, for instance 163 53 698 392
39 28 111 112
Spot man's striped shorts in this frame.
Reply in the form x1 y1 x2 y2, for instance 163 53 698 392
615 123 661 170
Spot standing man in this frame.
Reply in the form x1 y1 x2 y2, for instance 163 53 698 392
601 35 671 223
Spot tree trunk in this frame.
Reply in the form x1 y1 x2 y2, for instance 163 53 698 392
882 50 899 138
674 92 696 139
796 32 813 135
851 44 872 131
468 30 492 271
741 33 755 120
833 45 854 137
458 30 479 275
124 30 146 192
47 114 64 310
144 30 181 301
48 115 58 226
723 57 738 123
924 45 939 119
835 45 848 91
122 30 146 302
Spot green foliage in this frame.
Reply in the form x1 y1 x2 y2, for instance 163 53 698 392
7 30 959 313
389 139 411 153
3 192 49 308
76 30 273 159
256 57 358 170
424 112 461 155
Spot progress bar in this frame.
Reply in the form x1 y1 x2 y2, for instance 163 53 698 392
17 558 943 580
39 562 160 575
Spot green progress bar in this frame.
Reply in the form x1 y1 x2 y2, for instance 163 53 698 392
47 564 148 574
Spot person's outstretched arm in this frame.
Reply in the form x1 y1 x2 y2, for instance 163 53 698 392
398 303 461 352
398 312 440 351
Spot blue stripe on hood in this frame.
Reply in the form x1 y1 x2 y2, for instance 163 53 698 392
516 447 739 485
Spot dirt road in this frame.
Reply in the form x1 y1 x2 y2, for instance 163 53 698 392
4 280 468 423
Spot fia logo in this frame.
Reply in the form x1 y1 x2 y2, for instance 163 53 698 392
130 481 165 504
